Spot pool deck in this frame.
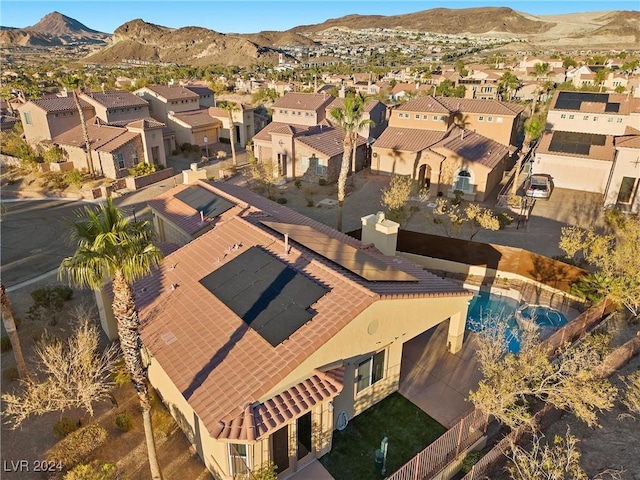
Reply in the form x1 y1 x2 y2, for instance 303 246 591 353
399 323 483 428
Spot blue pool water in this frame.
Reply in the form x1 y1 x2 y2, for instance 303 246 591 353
464 291 567 354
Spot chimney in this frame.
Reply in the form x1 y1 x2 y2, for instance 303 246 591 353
460 130 464 140
284 233 290 255
361 212 399 257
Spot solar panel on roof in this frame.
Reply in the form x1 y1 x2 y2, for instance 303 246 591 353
199 246 327 347
261 221 418 282
548 131 606 156
174 186 234 219
605 103 620 113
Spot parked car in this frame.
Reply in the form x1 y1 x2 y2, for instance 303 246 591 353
525 174 553 198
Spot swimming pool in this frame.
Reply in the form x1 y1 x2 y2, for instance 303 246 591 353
465 290 568 354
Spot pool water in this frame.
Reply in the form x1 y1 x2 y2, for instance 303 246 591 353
465 291 522 353
465 291 568 354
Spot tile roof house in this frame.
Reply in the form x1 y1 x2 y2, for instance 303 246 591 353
534 90 640 206
79 90 150 125
19 94 95 143
116 180 472 479
325 97 388 140
51 119 164 179
271 92 335 126
207 103 257 148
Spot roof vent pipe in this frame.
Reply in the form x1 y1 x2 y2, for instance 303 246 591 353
284 233 290 255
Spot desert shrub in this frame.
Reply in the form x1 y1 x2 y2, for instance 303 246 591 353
115 412 133 432
3 367 19 382
43 145 67 163
497 212 513 229
276 197 287 204
64 169 84 188
47 424 107 471
54 417 79 439
63 462 117 480
216 150 227 159
151 406 174 438
460 450 485 473
129 162 156 177
41 171 68 191
318 178 327 186
604 207 627 229
28 286 73 324
1 335 12 352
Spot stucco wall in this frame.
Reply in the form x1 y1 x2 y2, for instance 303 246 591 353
547 110 628 135
604 147 640 213
533 152 612 193
267 295 471 430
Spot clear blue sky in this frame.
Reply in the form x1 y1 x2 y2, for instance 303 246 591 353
1 0 638 34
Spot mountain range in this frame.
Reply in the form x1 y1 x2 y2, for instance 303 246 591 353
2 8 638 66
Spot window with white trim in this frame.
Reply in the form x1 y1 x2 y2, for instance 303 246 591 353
454 169 473 193
116 152 125 170
132 151 139 165
496 117 503 123
478 116 484 122
608 118 614 123
316 158 326 176
415 114 420 119
593 116 598 122
433 115 438 120
583 116 589 121
487 116 493 122
560 114 566 119
228 444 250 476
569 115 575 119
357 350 385 393
617 118 623 123
24 112 32 125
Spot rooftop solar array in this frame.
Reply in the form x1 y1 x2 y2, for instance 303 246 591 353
199 246 328 347
548 131 606 156
261 221 418 282
554 91 618 112
175 186 234 219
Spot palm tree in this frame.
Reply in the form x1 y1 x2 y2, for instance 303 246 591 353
498 72 521 101
1 284 31 381
511 116 545 196
218 101 240 167
59 198 164 480
329 93 374 232
61 74 95 177
530 62 550 115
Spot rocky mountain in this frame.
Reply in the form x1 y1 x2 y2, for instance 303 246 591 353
292 7 554 35
0 11 110 46
85 19 298 67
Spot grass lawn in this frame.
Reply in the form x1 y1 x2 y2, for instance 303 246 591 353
319 392 446 480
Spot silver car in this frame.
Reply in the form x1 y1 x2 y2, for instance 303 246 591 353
525 174 553 198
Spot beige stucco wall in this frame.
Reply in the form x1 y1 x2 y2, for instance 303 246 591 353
547 110 628 135
604 147 640 213
126 126 167 166
153 211 196 247
372 148 422 177
20 103 94 143
273 107 322 126
389 110 449 131
533 152 612 193
266 295 471 430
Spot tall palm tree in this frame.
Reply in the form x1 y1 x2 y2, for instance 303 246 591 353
218 101 239 167
530 62 550 115
1 284 31 381
59 198 164 480
329 93 374 232
61 74 95 177
498 72 521 101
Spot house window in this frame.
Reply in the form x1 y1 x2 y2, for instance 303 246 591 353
496 117 503 123
300 156 309 172
433 115 438 121
132 151 139 165
440 116 447 121
316 159 326 176
23 112 32 125
423 115 429 120
454 169 473 193
116 152 125 170
478 116 484 122
415 114 420 119
356 350 385 393
228 444 250 476
593 116 598 122
617 177 638 204
560 114 566 119
583 116 589 120
617 118 623 123
608 118 614 123
398 112 403 118
569 115 575 119
487 116 493 122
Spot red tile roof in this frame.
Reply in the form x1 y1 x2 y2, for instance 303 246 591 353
125 118 165 129
170 108 221 128
432 127 509 169
273 92 334 111
327 97 382 114
82 90 149 109
252 122 311 142
295 125 366 158
373 127 447 152
53 121 140 154
142 85 200 101
396 96 450 114
141 182 469 440
30 95 91 113
436 97 525 116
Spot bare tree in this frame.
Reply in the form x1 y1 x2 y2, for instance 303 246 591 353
1 284 31 381
2 305 118 429
380 175 415 227
506 428 588 480
429 197 501 241
469 321 618 431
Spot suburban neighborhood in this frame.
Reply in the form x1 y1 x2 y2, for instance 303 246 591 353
1 4 640 480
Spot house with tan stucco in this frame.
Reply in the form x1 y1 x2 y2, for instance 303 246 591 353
103 180 471 480
533 90 640 211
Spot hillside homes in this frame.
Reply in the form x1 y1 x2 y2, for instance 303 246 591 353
534 90 640 213
123 180 472 480
19 94 94 142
